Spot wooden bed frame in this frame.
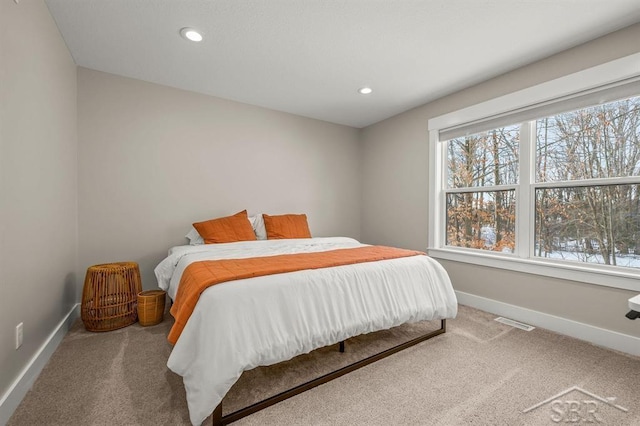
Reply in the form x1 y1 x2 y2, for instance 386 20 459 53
211 318 447 425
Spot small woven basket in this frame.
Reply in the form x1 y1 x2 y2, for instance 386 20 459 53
137 290 166 326
81 262 142 332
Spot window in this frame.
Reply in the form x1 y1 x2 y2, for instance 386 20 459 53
428 53 640 291
534 99 640 268
445 125 519 252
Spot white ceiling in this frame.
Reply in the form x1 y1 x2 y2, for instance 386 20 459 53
45 0 640 128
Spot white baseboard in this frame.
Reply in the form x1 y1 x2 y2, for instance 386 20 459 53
455 291 640 357
0 303 80 425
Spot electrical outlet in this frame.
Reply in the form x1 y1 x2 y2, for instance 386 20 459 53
16 323 23 349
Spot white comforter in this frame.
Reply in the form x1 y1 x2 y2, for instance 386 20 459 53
154 237 457 425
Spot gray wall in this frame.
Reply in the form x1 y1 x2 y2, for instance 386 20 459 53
77 68 361 289
0 0 78 401
360 23 640 337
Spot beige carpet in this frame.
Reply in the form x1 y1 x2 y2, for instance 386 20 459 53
8 305 640 426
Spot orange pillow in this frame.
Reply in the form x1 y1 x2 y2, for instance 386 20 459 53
192 210 257 244
263 213 312 239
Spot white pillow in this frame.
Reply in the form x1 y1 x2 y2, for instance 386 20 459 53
249 214 267 240
185 226 204 245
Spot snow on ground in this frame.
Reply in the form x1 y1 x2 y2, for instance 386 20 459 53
539 250 640 269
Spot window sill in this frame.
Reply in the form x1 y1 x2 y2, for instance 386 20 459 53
427 247 640 292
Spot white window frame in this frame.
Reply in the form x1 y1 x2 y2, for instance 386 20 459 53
427 53 640 292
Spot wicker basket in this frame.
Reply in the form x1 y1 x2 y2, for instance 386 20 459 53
81 262 142 332
137 290 166 326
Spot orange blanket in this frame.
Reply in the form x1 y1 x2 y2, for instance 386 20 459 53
168 245 424 344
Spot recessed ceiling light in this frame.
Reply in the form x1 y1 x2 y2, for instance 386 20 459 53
180 27 203 42
358 87 373 95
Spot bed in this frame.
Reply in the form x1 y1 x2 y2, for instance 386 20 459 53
155 236 458 425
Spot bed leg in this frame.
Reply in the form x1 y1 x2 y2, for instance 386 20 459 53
212 403 222 426
339 341 345 353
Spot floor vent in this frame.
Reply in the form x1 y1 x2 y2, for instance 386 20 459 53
494 317 535 331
